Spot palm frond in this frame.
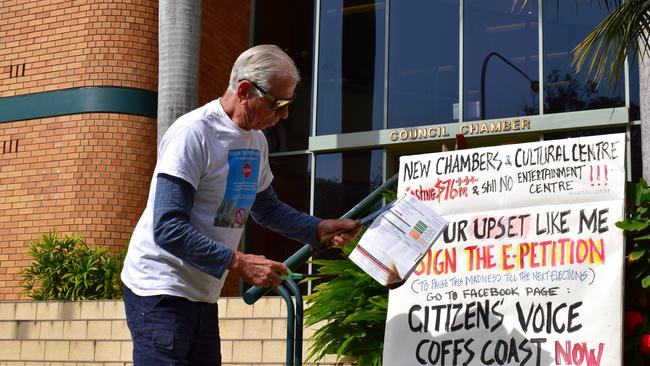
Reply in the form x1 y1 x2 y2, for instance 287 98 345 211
515 0 650 87
573 0 650 87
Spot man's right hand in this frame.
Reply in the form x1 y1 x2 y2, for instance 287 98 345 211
228 251 288 288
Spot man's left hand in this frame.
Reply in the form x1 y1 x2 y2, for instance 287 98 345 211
317 219 361 248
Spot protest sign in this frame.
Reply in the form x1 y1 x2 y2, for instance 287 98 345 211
383 133 626 366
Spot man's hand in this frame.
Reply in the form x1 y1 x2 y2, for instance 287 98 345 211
317 219 362 248
228 251 288 288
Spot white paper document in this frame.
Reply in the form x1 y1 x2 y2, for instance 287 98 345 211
349 194 448 287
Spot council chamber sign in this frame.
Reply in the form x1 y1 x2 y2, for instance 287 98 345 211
383 133 626 366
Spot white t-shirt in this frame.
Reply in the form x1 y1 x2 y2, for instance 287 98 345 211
121 99 273 302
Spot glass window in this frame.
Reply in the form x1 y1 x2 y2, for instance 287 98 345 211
314 150 383 219
253 0 314 152
388 0 459 128
243 154 312 291
629 125 642 182
464 0 539 121
313 149 383 260
542 1 624 114
316 1 386 135
630 59 640 121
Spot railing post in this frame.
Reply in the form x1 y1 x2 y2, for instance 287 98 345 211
275 285 295 366
284 278 303 366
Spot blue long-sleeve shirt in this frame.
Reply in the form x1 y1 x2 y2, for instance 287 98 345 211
153 173 321 279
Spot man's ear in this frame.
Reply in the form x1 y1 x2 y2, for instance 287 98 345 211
235 80 252 103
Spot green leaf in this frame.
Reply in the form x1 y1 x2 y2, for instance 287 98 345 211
633 232 650 241
642 273 650 289
616 220 650 232
629 249 647 261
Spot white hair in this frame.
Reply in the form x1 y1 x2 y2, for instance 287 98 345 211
228 45 300 95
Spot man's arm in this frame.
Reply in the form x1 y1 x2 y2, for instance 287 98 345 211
153 173 287 287
250 186 360 248
250 186 322 247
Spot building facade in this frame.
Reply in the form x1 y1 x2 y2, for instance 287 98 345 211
245 0 642 293
0 0 642 299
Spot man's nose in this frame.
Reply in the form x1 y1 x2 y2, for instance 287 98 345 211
277 105 290 119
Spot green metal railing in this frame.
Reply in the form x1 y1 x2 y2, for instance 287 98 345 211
243 173 398 366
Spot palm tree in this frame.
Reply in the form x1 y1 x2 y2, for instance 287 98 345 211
157 0 203 145
571 1 649 84
552 4 650 364
518 0 650 177
571 1 650 178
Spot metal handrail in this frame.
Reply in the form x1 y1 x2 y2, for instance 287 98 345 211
284 278 303 366
243 173 398 305
243 245 312 305
242 173 399 366
274 285 295 366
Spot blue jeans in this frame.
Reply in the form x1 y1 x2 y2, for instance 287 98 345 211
123 286 222 366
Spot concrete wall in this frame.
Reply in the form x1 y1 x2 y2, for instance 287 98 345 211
0 297 347 366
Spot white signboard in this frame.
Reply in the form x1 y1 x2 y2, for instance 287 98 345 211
383 133 626 366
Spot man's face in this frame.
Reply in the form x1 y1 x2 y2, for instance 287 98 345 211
244 75 297 131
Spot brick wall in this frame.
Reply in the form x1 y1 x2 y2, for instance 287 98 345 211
0 0 158 97
0 114 157 299
0 0 254 299
0 0 159 299
198 0 251 106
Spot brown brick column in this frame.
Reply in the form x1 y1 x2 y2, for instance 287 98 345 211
0 0 158 300
0 0 252 300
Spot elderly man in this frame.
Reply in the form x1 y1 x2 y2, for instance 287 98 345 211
121 44 359 365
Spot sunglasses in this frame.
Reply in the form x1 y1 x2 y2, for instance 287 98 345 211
246 80 295 110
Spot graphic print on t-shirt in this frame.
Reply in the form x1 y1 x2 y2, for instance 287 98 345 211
214 149 260 228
